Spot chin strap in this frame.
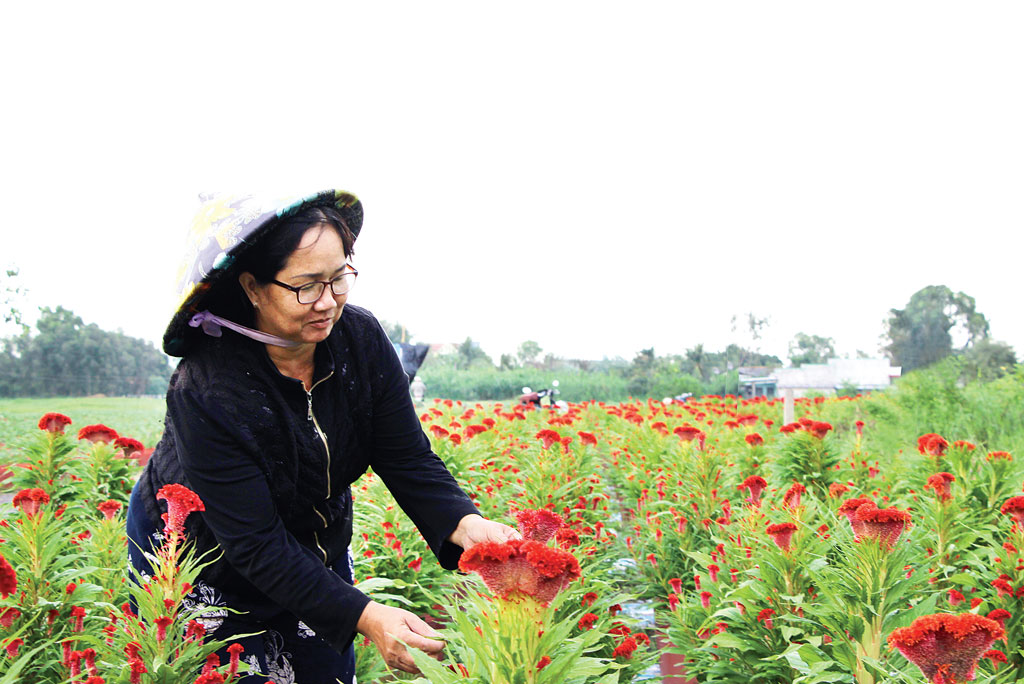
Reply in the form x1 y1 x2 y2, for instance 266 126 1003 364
188 310 300 349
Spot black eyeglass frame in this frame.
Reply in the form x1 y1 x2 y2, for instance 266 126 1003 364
269 266 359 304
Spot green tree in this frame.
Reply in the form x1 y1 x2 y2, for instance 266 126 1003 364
516 340 543 367
2 268 26 328
960 338 1017 382
380 320 414 344
788 332 836 367
455 337 493 370
882 285 990 372
0 306 173 397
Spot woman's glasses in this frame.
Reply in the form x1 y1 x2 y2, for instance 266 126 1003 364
270 266 358 304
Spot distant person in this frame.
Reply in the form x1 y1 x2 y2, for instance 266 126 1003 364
126 191 518 683
410 375 426 403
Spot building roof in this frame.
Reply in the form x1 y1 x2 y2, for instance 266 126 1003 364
773 358 901 390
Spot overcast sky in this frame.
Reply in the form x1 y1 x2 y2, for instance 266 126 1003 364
2 2 1021 365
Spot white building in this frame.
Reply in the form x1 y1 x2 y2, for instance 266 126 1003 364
739 358 901 398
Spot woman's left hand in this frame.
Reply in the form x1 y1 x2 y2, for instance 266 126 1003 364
448 514 521 550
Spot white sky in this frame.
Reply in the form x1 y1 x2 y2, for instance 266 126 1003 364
2 2 1021 364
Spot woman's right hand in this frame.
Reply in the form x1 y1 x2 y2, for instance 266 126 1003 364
356 600 445 674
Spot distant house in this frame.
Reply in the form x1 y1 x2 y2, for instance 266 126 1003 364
739 359 901 398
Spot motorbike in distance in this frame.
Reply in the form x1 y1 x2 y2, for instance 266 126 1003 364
518 380 568 411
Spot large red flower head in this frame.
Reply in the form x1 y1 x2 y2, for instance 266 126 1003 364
917 433 949 458
37 413 72 434
0 553 16 599
887 613 1004 684
745 433 764 447
1000 496 1024 525
766 522 797 552
515 509 564 543
77 424 119 444
807 421 833 439
924 473 955 502
155 484 205 538
535 429 562 450
458 538 581 604
113 437 145 458
673 425 703 443
838 497 875 535
856 505 912 548
97 500 123 521
12 488 50 517
577 431 598 447
738 475 767 506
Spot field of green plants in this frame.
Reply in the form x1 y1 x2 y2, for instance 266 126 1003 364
0 360 1021 684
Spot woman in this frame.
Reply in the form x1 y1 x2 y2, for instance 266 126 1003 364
128 190 517 683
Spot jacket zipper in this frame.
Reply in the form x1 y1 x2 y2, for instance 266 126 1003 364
305 371 334 563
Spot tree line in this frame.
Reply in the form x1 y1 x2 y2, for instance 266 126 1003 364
386 284 1018 400
0 307 173 397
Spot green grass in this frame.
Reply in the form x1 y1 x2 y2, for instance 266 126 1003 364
0 397 166 463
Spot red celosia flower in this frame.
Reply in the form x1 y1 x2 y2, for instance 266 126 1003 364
429 425 449 439
536 655 552 670
581 592 598 608
999 496 1024 524
779 422 800 434
0 607 20 628
986 450 1012 462
37 413 72 433
708 564 720 582
745 433 764 447
991 579 1013 597
226 643 244 679
917 433 949 458
757 608 775 629
887 613 1004 684
952 440 976 451
673 425 702 442
458 539 581 604
854 420 864 437
700 591 712 608
807 421 833 439
97 500 123 520
856 505 912 548
782 483 806 509
156 484 205 537
515 509 564 543
194 673 225 684
829 482 850 498
924 473 955 502
0 557 16 600
70 606 86 632
128 657 148 684
983 649 1007 666
985 609 1011 630
766 522 798 552
113 436 145 457
612 635 638 659
535 429 562 450
185 620 206 642
12 488 49 517
77 424 119 444
577 431 598 446
947 589 965 606
668 593 680 611
408 557 422 572
555 527 580 548
608 604 621 616
668 577 683 594
738 475 767 506
578 612 598 630
838 497 875 535
3 637 22 659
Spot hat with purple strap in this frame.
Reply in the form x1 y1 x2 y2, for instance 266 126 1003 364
163 190 363 357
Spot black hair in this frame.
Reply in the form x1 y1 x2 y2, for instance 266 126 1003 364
206 203 356 327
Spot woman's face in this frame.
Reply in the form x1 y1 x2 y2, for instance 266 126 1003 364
244 224 350 346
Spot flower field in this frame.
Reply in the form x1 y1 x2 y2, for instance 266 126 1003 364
0 387 1021 683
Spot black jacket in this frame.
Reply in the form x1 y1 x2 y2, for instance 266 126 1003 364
136 304 479 652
